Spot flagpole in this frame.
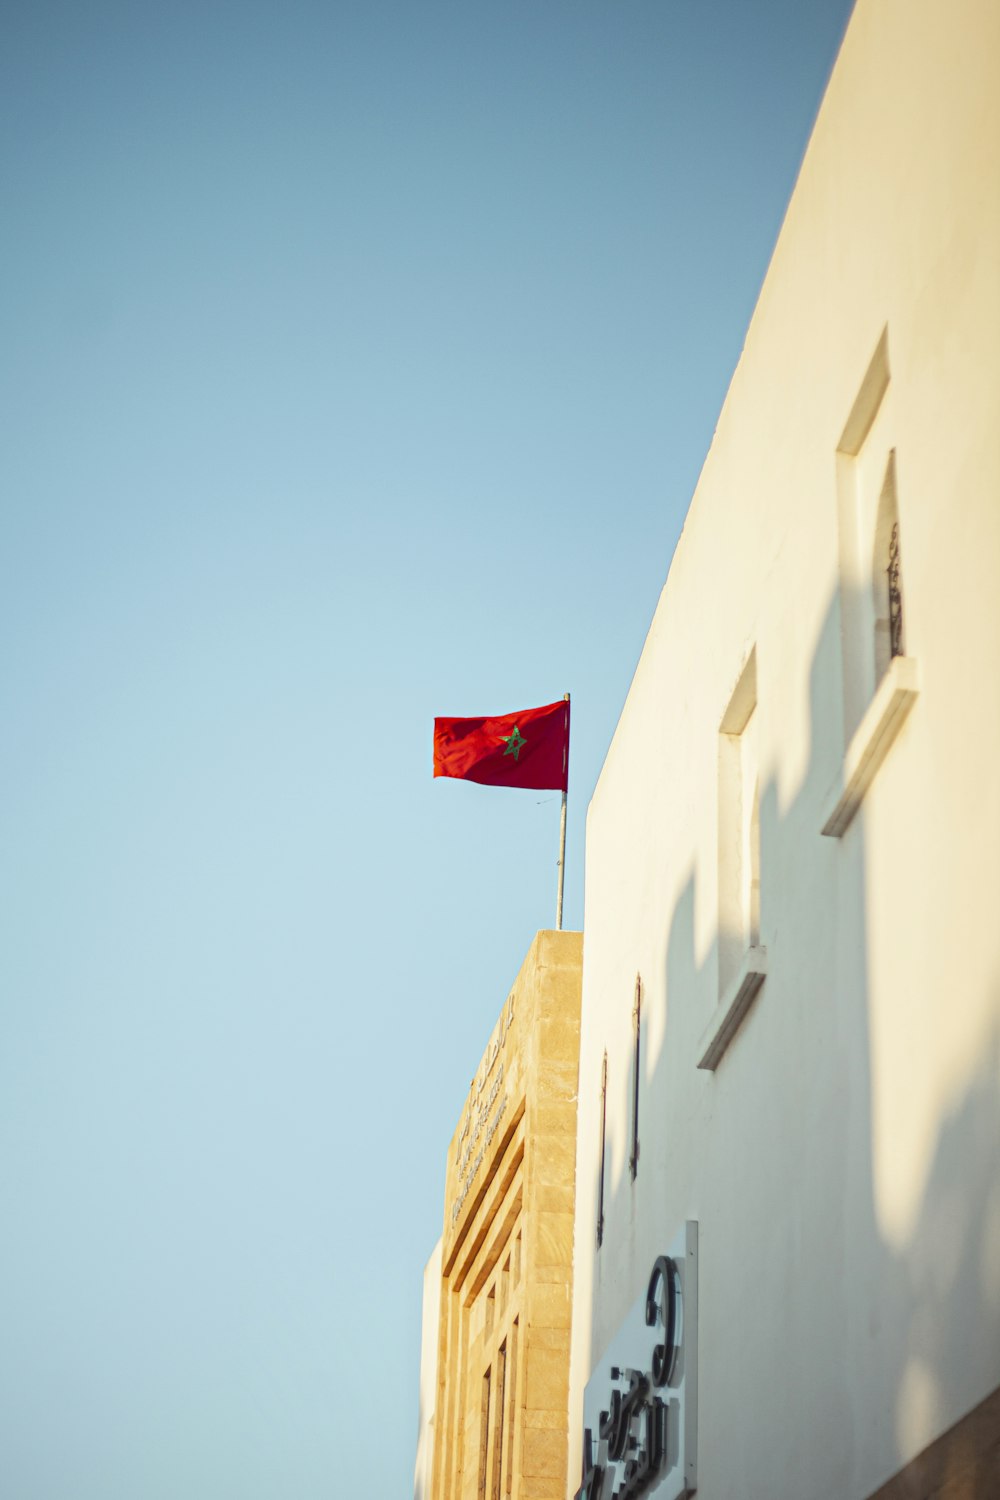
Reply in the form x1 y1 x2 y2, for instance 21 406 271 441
556 693 569 930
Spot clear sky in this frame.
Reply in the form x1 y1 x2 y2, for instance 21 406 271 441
1 1 854 1493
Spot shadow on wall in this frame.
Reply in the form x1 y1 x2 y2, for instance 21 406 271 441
581 586 1000 1499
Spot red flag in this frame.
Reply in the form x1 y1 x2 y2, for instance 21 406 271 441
434 698 570 792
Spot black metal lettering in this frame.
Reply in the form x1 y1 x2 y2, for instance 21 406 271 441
645 1255 680 1388
613 1398 667 1500
599 1390 622 1452
585 1253 684 1500
606 1368 649 1463
576 1427 606 1500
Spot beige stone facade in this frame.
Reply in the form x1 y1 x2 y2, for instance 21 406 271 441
420 929 582 1500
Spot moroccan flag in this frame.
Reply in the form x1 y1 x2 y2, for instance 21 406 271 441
433 698 570 792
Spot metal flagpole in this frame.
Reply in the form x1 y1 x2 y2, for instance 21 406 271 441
556 693 569 930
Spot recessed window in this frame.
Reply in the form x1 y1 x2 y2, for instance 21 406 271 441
718 647 760 998
479 1367 491 1500
698 647 767 1070
835 327 909 735
492 1341 507 1500
873 451 904 683
596 1051 608 1248
505 1320 518 1495
822 327 919 838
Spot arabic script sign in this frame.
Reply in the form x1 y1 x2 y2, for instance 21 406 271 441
577 1221 698 1499
449 992 516 1225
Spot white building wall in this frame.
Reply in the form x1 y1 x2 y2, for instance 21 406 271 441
567 1 1000 1496
414 1238 442 1500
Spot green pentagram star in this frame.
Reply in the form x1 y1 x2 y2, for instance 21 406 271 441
502 725 526 761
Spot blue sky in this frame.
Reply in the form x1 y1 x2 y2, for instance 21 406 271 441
1 1 853 1493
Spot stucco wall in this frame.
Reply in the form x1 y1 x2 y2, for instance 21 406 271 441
567 0 1000 1495
414 1238 442 1500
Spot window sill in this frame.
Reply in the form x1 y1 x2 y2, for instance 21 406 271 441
697 946 767 1072
821 655 920 838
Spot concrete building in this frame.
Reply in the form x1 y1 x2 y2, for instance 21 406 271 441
567 1 1000 1496
417 930 583 1500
